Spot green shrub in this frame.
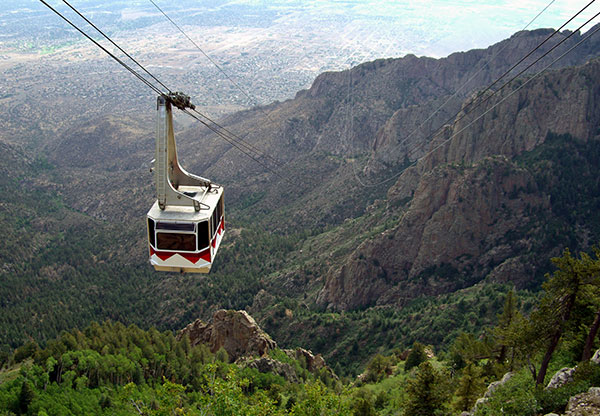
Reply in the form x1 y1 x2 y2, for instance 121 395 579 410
573 360 600 385
535 381 588 415
12 342 38 364
474 373 537 416
364 354 393 383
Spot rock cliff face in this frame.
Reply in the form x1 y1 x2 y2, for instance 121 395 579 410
373 55 600 171
318 157 548 309
318 56 600 310
243 356 299 383
178 309 276 361
187 26 600 221
563 387 600 416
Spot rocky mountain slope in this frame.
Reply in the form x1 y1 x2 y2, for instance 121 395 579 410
191 26 600 200
317 58 600 310
2 25 600 366
38 26 600 229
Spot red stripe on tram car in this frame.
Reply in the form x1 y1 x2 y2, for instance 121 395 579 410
181 249 211 264
149 246 211 264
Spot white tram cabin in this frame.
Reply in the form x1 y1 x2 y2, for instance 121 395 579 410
146 93 225 273
147 191 224 273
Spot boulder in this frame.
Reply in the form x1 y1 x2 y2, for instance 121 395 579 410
564 386 600 415
546 367 576 390
471 372 513 414
178 310 277 362
484 372 513 398
472 397 488 414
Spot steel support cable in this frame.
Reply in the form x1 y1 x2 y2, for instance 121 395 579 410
413 22 600 170
391 0 559 158
38 0 164 96
40 0 287 179
345 0 561 187
147 0 286 167
421 3 600 155
475 10 600 106
189 108 283 167
61 0 173 94
356 5 600 188
423 7 600 158
147 0 279 125
182 109 298 187
477 0 596 100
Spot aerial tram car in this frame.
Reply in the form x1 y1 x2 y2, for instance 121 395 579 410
147 93 224 273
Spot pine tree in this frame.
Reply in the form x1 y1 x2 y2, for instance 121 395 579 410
18 380 35 415
533 248 600 385
453 363 486 412
582 248 600 361
582 308 600 361
404 361 450 416
449 332 492 370
493 289 531 370
365 354 392 382
496 289 517 363
405 341 427 372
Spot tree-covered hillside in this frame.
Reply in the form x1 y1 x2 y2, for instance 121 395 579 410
1 247 599 415
1 28 600 384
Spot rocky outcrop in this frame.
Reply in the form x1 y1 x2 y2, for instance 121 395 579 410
284 347 326 373
369 28 600 170
178 310 277 362
419 59 600 173
319 53 600 310
545 348 600 390
178 311 339 383
469 372 514 415
564 387 600 415
484 372 514 399
237 347 335 384
591 349 600 365
242 356 299 383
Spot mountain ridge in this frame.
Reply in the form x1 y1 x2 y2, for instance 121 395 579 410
1 25 600 369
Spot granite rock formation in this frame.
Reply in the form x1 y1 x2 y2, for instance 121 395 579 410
178 309 276 362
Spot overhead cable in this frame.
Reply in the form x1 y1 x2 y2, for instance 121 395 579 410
61 0 173 94
352 0 598 187
145 0 286 168
190 108 284 168
416 22 600 171
147 0 278 124
477 0 596 99
38 0 288 181
38 0 164 96
418 6 600 162
182 109 297 187
391 0 560 160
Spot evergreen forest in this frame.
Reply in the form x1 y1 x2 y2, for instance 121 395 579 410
1 247 600 415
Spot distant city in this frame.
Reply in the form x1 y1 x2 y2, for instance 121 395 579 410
0 0 596 143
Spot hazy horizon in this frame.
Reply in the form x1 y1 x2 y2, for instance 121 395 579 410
2 0 599 59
